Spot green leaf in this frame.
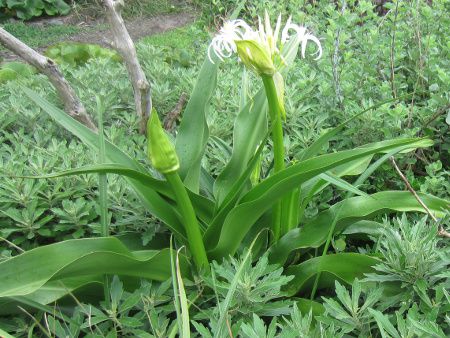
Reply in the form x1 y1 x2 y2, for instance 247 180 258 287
175 57 218 193
318 173 368 197
0 276 102 315
299 156 373 207
294 298 325 316
204 133 270 246
369 309 400 338
0 328 16 338
283 253 379 296
110 276 123 312
0 237 188 298
214 90 267 204
206 138 433 259
269 191 449 265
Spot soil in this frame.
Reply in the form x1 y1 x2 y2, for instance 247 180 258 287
0 10 197 62
63 12 197 46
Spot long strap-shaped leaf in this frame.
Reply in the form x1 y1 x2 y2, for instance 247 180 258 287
0 237 188 298
269 191 448 265
204 131 271 245
175 57 218 193
0 276 103 315
298 95 412 161
16 164 215 227
23 88 186 238
283 253 379 296
205 138 433 259
213 90 267 204
299 143 426 217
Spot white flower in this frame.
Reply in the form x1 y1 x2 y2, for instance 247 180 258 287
208 12 322 67
207 19 254 62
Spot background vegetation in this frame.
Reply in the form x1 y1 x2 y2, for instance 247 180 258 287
0 0 448 337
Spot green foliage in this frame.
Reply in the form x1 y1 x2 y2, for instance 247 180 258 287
365 214 449 296
45 42 122 67
203 252 293 321
0 0 71 20
0 61 35 83
319 279 383 336
0 2 449 336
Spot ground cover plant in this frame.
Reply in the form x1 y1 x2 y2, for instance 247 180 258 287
0 0 449 337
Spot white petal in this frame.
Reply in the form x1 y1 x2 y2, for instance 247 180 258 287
281 16 292 44
306 34 323 59
207 44 216 64
264 10 273 38
258 16 264 35
273 14 282 43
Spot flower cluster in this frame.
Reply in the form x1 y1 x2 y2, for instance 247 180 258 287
208 11 322 75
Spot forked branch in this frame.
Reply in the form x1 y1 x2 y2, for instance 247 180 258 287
0 27 97 130
103 0 152 134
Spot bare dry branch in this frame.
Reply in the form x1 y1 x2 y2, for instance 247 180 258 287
164 92 188 131
0 27 97 130
390 156 450 238
103 0 152 134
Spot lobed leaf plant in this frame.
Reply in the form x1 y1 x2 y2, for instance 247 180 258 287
0 13 448 320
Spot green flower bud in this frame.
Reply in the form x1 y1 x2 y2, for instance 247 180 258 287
147 109 180 174
235 40 276 76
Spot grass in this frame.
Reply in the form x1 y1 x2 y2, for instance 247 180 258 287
140 23 209 50
121 0 182 18
73 0 189 19
0 0 194 55
0 22 85 51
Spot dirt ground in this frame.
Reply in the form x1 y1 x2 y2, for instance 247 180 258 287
62 12 197 46
0 10 197 61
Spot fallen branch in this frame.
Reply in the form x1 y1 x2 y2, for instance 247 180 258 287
0 27 97 131
390 156 450 238
103 0 152 134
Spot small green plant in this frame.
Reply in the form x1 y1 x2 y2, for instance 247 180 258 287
365 215 448 289
0 0 71 20
319 279 383 336
202 252 293 321
0 61 35 84
51 198 96 238
45 42 122 67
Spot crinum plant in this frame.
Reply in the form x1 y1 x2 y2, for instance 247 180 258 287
0 12 447 326
208 12 322 242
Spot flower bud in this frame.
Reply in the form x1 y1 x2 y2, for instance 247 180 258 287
235 40 276 76
147 109 180 174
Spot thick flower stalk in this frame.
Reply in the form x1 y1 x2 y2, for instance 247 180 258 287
209 12 322 241
147 110 208 270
